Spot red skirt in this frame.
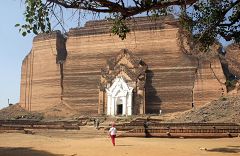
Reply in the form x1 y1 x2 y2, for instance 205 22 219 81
110 135 116 146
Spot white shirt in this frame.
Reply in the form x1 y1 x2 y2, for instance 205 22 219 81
109 127 117 135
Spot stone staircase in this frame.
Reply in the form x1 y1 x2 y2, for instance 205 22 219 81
30 126 108 139
77 126 108 138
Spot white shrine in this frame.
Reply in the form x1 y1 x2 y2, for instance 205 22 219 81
106 77 133 116
98 49 147 116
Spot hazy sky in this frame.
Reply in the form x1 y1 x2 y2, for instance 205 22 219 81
0 1 34 108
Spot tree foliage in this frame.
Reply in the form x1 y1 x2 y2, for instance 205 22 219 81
18 0 240 46
16 0 51 36
180 0 240 52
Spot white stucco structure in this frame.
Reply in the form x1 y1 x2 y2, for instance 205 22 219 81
106 77 133 116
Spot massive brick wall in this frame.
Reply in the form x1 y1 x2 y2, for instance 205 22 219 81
193 58 226 107
225 44 240 95
63 16 225 114
20 16 226 114
226 44 240 78
20 31 66 111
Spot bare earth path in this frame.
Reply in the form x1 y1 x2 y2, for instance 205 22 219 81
0 132 240 156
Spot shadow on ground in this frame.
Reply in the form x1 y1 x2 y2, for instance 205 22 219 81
0 147 63 156
207 146 240 153
116 145 133 147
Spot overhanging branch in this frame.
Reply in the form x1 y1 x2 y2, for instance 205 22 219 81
46 0 197 17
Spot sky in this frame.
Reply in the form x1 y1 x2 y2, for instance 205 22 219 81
0 1 34 108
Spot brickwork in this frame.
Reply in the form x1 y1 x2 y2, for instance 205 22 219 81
20 31 66 111
20 16 227 114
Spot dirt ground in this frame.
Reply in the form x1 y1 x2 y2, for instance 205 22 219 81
0 132 240 156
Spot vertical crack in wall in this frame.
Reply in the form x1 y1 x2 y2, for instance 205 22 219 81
56 32 67 101
209 61 226 96
24 54 29 109
60 62 64 100
27 52 31 111
192 59 200 108
29 50 34 111
23 50 34 111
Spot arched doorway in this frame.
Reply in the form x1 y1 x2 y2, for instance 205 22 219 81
116 98 123 115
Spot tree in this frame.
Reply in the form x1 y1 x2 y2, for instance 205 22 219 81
17 0 240 49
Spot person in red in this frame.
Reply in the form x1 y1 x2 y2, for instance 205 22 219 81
109 122 117 146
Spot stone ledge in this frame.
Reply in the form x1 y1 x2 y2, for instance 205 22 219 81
33 30 65 42
68 15 179 37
